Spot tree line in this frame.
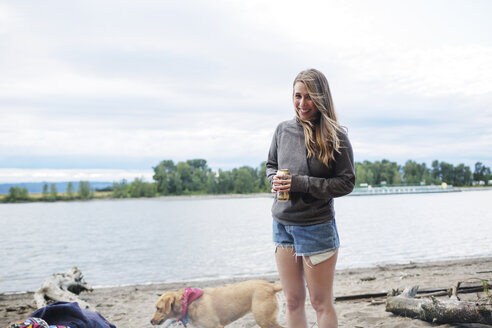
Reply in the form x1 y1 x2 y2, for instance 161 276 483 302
112 159 270 198
3 181 94 202
356 160 491 187
2 159 491 202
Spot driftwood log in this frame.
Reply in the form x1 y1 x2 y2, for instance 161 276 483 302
34 267 93 310
386 285 492 325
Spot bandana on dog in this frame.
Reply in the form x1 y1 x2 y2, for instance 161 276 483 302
178 287 204 327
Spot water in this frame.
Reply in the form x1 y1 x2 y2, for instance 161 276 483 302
1 190 491 293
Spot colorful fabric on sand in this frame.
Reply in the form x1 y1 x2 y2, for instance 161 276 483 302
7 317 70 328
178 287 204 327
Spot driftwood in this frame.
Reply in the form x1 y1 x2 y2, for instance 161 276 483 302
335 291 387 301
336 283 489 302
34 267 93 310
386 285 492 324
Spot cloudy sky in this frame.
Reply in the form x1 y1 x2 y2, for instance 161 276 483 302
1 0 491 183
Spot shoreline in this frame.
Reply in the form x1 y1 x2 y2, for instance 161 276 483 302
2 257 491 328
4 254 491 296
2 186 492 204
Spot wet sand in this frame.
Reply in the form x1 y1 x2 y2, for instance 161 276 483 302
1 257 491 328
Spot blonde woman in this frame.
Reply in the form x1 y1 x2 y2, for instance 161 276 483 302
266 69 355 328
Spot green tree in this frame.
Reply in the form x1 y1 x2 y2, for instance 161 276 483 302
233 166 256 193
454 164 472 186
380 159 401 185
4 186 29 202
257 161 270 192
473 162 491 185
205 171 218 194
176 161 193 193
365 169 375 185
128 178 157 197
153 159 213 195
355 162 368 185
169 171 183 194
187 159 208 175
142 181 158 197
402 160 431 185
393 170 403 185
66 182 75 199
77 181 93 199
42 183 49 200
129 178 145 198
216 169 234 194
359 161 376 185
431 160 441 183
153 160 177 194
112 179 129 198
173 159 210 194
49 184 58 201
439 161 455 185
355 160 400 186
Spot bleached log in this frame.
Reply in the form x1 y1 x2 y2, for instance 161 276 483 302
34 267 93 310
386 286 492 325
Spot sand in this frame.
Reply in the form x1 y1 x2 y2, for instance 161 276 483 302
1 257 491 328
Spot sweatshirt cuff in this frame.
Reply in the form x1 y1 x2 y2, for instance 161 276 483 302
291 174 309 193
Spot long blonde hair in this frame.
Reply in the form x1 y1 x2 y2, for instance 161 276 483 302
293 69 343 166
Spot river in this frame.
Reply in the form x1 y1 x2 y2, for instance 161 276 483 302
0 190 491 293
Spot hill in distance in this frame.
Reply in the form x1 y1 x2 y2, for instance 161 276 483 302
0 181 113 195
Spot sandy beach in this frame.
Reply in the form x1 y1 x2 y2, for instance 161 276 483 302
1 257 491 328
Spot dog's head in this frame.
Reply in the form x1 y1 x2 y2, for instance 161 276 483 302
150 290 184 325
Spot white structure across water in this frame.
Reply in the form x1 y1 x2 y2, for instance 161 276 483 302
350 184 457 196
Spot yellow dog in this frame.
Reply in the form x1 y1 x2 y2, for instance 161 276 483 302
151 280 285 328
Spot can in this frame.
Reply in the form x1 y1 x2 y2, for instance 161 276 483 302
277 169 291 202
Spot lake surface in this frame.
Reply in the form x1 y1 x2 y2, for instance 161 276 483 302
1 190 491 293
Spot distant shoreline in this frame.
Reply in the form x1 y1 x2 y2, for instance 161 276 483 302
2 186 492 204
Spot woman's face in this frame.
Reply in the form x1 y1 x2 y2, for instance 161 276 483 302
293 82 319 121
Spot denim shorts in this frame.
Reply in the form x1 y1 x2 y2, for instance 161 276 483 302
273 219 340 256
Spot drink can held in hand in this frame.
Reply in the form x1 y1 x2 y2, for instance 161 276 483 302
277 169 290 202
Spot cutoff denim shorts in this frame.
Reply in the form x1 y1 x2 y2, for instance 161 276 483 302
273 219 340 256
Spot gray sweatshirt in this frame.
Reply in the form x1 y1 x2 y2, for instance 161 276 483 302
266 118 355 225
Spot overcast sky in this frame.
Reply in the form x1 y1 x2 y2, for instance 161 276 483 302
1 0 491 183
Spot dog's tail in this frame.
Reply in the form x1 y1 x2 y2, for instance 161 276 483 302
272 283 283 293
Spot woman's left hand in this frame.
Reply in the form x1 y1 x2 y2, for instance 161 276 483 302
271 174 291 193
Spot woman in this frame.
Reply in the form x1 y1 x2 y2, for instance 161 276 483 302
266 69 355 328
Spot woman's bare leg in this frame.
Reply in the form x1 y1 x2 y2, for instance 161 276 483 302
275 247 308 328
304 251 338 328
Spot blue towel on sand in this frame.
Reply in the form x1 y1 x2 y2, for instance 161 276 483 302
30 302 117 328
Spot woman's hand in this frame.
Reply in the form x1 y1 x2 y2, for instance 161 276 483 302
271 173 292 193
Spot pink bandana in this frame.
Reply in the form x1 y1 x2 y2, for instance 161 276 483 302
179 287 204 327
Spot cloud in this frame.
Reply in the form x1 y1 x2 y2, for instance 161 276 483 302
339 44 492 98
0 109 277 169
238 0 492 99
1 0 491 183
351 114 492 167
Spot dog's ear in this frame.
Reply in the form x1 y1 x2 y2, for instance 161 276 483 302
159 291 182 315
170 291 183 314
161 297 171 313
155 294 172 315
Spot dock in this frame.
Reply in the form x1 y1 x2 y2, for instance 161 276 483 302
350 184 459 196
